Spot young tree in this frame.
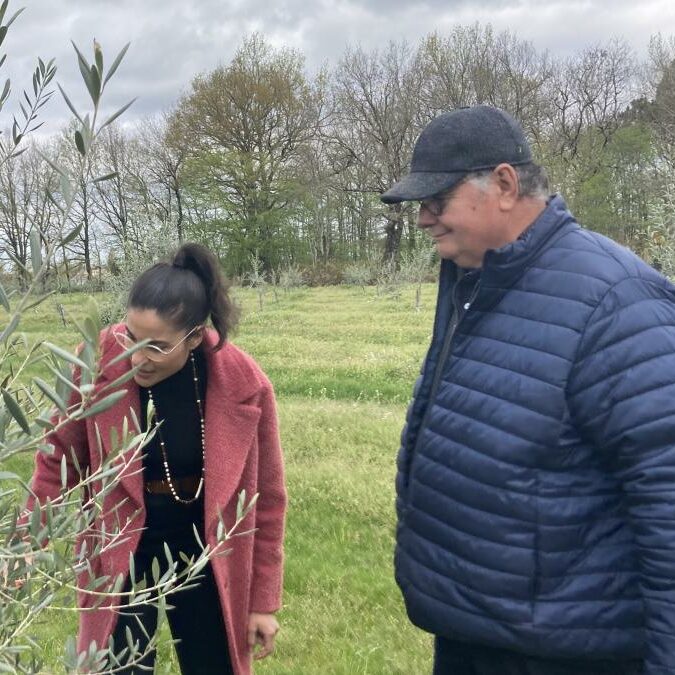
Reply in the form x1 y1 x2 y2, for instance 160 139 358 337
0 22 254 673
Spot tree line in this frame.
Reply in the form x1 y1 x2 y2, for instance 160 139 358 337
1 25 674 287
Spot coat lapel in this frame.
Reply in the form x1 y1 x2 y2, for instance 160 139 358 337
93 332 145 509
202 338 262 537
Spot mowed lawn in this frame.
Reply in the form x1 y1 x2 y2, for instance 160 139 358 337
2 284 439 674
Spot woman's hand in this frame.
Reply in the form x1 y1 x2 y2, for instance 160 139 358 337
247 612 279 660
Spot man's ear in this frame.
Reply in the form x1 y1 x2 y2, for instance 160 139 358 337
493 163 520 211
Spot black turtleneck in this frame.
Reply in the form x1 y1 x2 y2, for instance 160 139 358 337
138 348 208 481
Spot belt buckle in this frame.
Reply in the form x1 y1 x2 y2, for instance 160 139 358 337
144 480 164 495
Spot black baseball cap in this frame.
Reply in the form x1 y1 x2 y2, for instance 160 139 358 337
381 105 532 204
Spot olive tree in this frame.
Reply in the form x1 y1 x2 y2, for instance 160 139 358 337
0 11 254 672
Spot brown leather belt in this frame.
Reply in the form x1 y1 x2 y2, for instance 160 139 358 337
144 475 201 496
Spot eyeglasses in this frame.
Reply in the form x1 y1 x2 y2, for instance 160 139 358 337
417 172 490 216
113 324 202 362
418 192 453 217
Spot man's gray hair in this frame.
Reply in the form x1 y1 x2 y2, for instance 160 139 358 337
514 163 549 199
465 163 549 199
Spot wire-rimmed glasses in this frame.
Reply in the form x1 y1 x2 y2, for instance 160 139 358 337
113 324 202 361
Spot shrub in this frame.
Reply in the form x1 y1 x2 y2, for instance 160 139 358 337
301 262 344 286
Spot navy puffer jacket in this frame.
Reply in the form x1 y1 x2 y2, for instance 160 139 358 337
396 195 675 674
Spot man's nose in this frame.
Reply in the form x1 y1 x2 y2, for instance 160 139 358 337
417 205 434 229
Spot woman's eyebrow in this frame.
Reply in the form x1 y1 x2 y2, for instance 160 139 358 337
126 327 169 347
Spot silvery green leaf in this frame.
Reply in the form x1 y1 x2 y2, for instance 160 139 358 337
0 313 19 343
60 175 74 206
72 40 93 92
98 366 141 394
93 171 118 183
84 313 100 341
61 222 83 246
0 78 10 106
236 489 247 520
34 416 55 430
78 390 127 419
94 40 103 75
57 83 83 124
1 387 30 434
39 150 66 177
44 342 88 371
34 377 66 413
5 6 24 29
29 229 42 275
74 129 85 156
0 278 9 310
22 290 53 311
48 363 75 401
151 556 160 584
87 64 100 105
29 501 41 537
60 454 68 489
99 97 137 131
103 42 130 88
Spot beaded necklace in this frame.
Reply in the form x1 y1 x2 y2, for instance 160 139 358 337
146 351 205 504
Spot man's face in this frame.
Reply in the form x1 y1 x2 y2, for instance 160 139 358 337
416 174 507 268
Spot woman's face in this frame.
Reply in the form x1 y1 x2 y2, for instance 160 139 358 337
124 308 203 388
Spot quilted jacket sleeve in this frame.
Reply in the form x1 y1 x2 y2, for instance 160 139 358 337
568 276 675 675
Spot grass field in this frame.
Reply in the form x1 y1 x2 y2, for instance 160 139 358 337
1 284 439 674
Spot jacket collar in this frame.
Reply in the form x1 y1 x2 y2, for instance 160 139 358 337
437 194 579 305
483 194 577 272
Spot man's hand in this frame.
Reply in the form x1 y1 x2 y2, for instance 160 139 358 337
247 612 279 660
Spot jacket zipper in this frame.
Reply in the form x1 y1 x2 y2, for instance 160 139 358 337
409 274 480 474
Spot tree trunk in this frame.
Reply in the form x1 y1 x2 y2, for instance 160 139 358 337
383 203 404 263
174 181 184 243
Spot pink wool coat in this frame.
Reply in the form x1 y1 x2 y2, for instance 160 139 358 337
27 326 286 674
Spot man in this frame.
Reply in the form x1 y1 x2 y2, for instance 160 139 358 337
381 105 675 675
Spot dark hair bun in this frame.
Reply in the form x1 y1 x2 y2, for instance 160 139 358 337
128 242 239 350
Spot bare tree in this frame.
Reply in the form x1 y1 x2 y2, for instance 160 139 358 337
332 41 422 262
543 39 638 190
417 24 553 134
0 144 59 288
138 113 189 242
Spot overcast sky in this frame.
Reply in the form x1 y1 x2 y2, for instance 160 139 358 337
3 0 675 134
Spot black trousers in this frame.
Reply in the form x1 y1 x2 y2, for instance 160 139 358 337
433 636 644 675
110 492 234 675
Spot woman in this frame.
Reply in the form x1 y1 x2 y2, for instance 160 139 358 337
26 243 286 674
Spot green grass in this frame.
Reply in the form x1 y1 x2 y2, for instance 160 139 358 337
234 286 435 403
1 285 437 674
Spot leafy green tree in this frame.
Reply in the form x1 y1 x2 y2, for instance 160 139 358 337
170 34 324 275
572 122 656 243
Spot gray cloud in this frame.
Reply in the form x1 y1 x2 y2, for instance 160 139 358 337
1 0 672 134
